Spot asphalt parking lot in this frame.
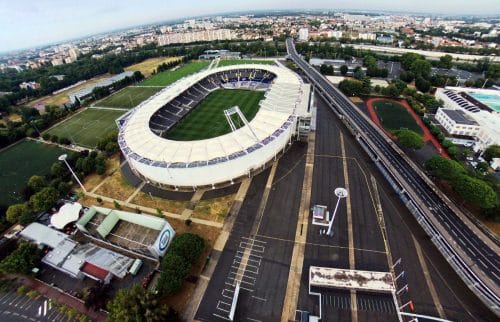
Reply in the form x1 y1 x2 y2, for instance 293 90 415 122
0 289 77 322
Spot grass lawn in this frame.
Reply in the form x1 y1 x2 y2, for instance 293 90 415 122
125 57 181 77
0 140 68 208
45 108 125 148
165 89 264 141
217 59 275 67
96 86 162 109
372 99 423 135
140 61 209 87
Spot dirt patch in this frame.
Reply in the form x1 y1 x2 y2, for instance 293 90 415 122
94 170 136 201
125 57 182 77
132 192 189 214
192 194 236 223
83 154 121 191
77 194 138 214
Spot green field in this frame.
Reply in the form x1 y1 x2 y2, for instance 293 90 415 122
140 61 210 87
166 89 264 141
96 86 162 109
0 140 68 207
46 109 125 148
217 59 276 67
373 100 423 135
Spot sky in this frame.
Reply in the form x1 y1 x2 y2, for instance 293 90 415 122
0 0 499 52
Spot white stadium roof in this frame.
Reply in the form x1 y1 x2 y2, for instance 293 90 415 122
118 63 310 187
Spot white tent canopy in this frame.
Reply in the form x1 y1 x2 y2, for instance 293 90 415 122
50 202 82 229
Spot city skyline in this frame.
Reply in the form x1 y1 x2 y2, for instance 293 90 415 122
0 0 500 52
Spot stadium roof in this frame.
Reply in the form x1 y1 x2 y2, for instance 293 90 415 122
119 64 307 168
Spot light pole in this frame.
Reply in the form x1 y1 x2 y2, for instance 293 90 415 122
326 187 348 237
59 154 86 192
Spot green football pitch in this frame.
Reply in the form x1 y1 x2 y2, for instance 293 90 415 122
165 89 265 141
0 140 68 208
140 61 210 87
45 108 125 148
217 59 275 67
372 100 423 135
96 86 162 109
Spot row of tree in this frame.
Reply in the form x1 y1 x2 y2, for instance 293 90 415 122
425 155 498 211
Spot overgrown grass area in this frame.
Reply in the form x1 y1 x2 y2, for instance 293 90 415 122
217 59 275 67
140 61 209 87
165 89 264 141
45 108 124 148
124 57 181 77
192 194 236 223
0 140 68 208
372 99 423 135
96 86 161 109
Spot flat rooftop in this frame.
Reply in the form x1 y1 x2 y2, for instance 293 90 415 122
309 266 395 293
441 108 478 126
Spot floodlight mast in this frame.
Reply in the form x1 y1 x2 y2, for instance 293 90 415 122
59 154 86 192
224 106 260 142
326 187 348 237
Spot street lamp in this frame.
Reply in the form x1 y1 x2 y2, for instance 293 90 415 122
59 154 86 192
326 187 348 237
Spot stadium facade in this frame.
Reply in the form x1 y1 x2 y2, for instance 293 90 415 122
117 63 311 190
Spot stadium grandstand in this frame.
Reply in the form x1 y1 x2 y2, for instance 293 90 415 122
76 206 175 260
117 63 311 190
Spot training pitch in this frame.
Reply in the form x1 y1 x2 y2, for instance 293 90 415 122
165 89 264 141
372 99 423 135
140 61 210 87
45 108 125 148
0 140 68 208
96 86 162 109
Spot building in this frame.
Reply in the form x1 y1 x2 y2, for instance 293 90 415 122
19 81 40 90
68 48 79 61
199 50 240 60
298 28 309 41
157 29 232 46
68 71 134 104
309 58 366 76
51 58 64 66
435 87 500 152
435 108 480 137
117 64 310 189
20 222 134 283
76 206 175 259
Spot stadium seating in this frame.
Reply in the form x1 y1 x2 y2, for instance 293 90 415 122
148 68 277 137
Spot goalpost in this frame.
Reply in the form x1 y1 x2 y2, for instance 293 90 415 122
223 106 259 142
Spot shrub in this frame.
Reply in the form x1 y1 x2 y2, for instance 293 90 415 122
169 233 205 264
113 200 121 210
96 197 103 204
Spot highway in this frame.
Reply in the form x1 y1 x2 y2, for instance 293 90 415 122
286 38 500 314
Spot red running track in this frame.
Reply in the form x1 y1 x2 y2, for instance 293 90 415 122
365 97 450 159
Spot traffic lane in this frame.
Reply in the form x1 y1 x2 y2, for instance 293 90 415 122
195 169 271 321
312 67 500 283
235 240 295 321
257 143 306 240
378 179 498 321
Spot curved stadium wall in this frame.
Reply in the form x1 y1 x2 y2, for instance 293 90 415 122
117 63 310 189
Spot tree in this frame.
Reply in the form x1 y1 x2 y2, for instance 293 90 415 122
0 243 42 274
353 66 365 80
395 130 425 150
452 175 497 209
381 84 401 98
410 60 432 79
29 187 59 212
169 233 205 264
483 144 500 162
425 155 465 180
107 284 178 322
51 162 69 179
400 53 422 70
340 64 348 76
439 55 453 69
338 79 366 96
6 204 30 223
415 77 431 93
27 175 47 193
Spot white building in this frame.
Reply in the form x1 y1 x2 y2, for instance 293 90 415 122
434 88 500 152
298 28 309 41
435 108 480 137
157 29 232 46
68 48 79 60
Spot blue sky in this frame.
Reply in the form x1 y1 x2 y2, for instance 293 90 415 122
0 0 499 52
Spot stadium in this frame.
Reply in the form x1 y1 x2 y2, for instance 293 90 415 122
117 63 311 190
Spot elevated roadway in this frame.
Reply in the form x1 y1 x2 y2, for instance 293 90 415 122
286 38 500 315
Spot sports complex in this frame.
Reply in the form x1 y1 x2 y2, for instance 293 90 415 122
117 63 311 190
